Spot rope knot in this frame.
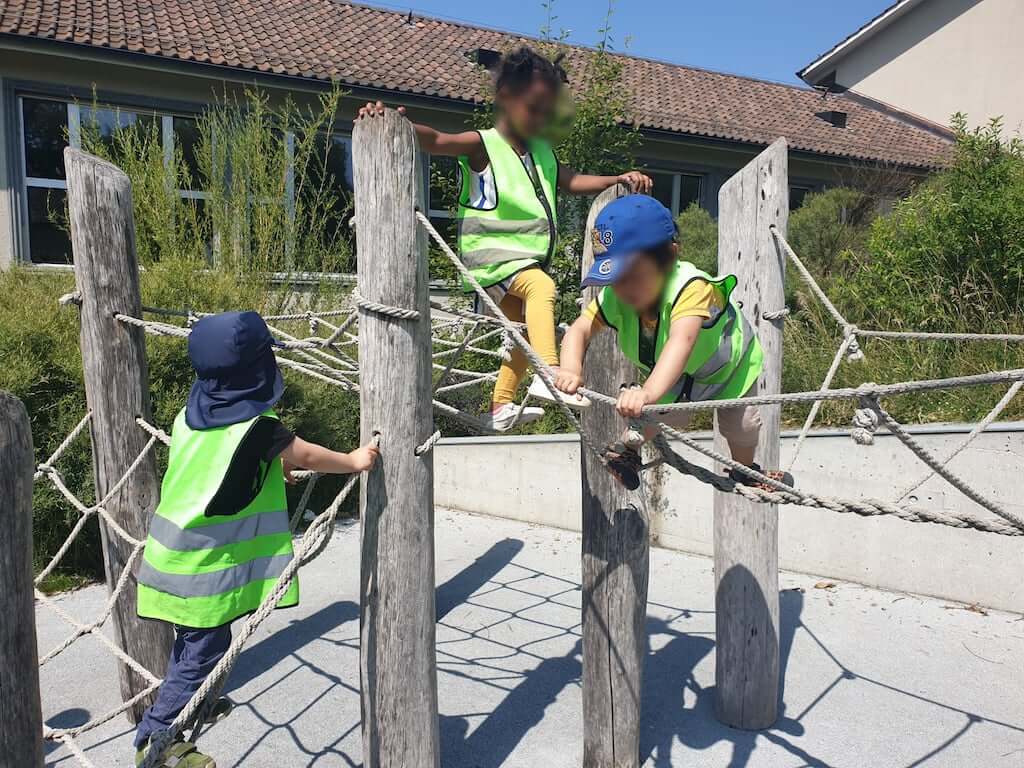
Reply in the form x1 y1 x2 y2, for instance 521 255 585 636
499 331 515 362
851 390 880 445
762 307 790 321
842 325 865 362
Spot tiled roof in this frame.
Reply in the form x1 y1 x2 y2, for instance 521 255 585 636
0 0 953 169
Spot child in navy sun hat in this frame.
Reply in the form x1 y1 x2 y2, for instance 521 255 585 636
133 310 379 768
555 195 792 492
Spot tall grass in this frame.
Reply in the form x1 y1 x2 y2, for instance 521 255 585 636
5 87 362 585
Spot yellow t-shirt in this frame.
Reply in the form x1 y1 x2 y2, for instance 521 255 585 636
584 277 725 331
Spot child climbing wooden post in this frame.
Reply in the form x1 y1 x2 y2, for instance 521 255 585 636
64 148 174 722
713 138 788 729
579 183 650 768
0 392 44 766
352 109 440 768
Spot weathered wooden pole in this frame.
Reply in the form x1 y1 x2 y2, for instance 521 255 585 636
580 183 650 767
713 138 788 729
352 110 440 768
0 392 44 766
65 148 174 722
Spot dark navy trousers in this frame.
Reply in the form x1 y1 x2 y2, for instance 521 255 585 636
134 624 232 748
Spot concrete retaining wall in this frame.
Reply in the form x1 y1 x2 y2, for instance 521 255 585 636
433 424 1024 613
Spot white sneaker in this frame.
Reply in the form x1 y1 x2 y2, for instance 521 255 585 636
487 403 545 432
527 374 591 409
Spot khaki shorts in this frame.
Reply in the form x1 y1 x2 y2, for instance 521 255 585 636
662 385 762 448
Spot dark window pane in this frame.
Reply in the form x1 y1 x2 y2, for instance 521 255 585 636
27 187 72 264
22 98 68 179
679 174 702 211
82 106 158 154
174 116 202 190
650 171 675 213
790 186 811 211
327 135 353 194
429 155 458 214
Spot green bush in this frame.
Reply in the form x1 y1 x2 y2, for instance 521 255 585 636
676 203 718 274
1 265 360 588
669 122 1024 429
6 88 363 586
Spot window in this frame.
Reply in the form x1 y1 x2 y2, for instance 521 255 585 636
789 185 813 211
648 169 704 216
426 155 459 244
20 97 71 264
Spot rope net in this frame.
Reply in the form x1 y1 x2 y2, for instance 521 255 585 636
35 205 1024 766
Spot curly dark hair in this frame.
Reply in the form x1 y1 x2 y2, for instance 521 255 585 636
494 46 568 95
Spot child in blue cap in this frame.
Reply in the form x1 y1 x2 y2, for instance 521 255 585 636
133 311 378 768
554 195 792 491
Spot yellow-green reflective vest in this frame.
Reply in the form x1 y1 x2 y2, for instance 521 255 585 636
137 409 297 628
456 127 559 290
596 260 763 404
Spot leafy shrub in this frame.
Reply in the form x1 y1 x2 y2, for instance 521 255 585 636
6 88 362 585
676 203 718 274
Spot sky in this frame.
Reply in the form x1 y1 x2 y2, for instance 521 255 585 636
364 0 895 86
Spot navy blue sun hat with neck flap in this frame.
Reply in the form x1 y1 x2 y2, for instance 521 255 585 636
185 311 285 430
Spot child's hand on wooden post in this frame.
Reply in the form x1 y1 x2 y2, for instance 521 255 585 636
357 100 406 119
618 171 653 194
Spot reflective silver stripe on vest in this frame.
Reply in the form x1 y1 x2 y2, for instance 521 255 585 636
688 310 756 402
147 510 290 553
690 305 741 381
137 553 293 598
460 247 543 268
458 217 551 237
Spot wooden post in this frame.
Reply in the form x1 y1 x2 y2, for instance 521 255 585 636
65 148 173 722
0 392 44 767
352 110 440 768
713 138 788 729
580 184 650 768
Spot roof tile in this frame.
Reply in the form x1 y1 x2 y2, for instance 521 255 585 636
0 0 952 168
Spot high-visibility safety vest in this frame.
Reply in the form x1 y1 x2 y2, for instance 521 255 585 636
137 409 297 628
596 260 763 404
456 127 559 289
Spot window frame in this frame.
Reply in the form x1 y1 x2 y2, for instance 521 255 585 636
644 167 706 217
12 89 355 269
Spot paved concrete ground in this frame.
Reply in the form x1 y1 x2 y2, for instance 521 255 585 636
38 509 1024 768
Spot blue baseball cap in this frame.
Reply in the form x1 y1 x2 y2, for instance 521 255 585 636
581 194 676 287
185 311 285 430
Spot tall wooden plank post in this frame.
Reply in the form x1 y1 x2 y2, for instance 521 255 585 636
580 183 650 767
713 138 788 729
352 110 440 768
0 392 44 766
65 148 174 722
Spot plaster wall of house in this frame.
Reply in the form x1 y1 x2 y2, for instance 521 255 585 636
831 0 1023 134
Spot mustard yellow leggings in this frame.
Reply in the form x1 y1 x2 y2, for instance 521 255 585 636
493 268 559 405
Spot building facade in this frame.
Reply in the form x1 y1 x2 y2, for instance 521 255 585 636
0 1 953 269
799 0 1023 134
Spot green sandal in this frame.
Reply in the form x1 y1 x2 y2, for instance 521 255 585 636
136 740 216 768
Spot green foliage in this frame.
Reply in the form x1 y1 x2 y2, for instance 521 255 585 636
667 128 1024 429
77 85 354 275
675 203 717 274
862 115 1024 330
10 88 362 584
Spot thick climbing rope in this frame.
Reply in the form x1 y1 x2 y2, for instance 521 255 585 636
894 380 1023 502
416 209 608 466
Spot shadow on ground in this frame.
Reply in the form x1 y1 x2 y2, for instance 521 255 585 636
178 536 1020 768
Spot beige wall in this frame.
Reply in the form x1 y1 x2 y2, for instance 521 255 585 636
832 0 1024 134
